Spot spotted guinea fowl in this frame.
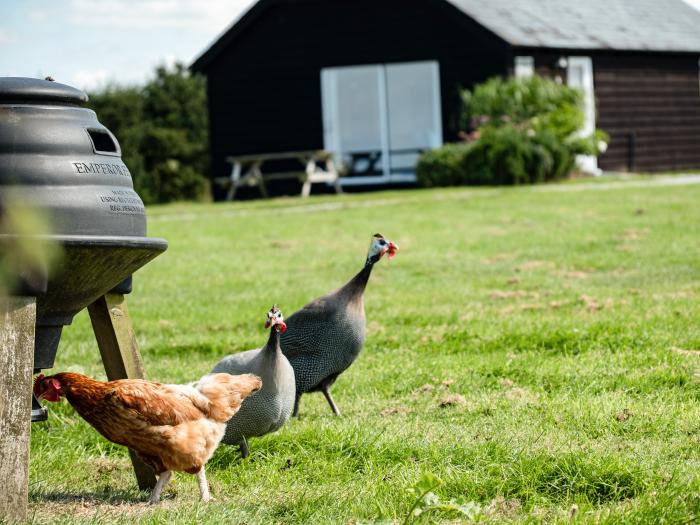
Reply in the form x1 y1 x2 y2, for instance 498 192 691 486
281 233 398 416
211 305 295 458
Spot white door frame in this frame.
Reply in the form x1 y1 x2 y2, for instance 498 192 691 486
567 56 601 175
321 60 442 185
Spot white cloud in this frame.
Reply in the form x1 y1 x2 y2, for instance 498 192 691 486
65 0 254 31
0 30 17 44
683 0 700 10
70 69 112 91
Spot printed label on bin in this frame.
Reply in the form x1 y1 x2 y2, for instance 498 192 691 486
71 160 132 178
96 188 145 215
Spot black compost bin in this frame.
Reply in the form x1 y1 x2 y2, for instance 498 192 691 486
0 77 167 419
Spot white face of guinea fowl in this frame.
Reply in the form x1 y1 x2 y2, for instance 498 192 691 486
367 233 399 264
265 306 287 332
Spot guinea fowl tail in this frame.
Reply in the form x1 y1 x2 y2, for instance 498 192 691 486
197 373 262 422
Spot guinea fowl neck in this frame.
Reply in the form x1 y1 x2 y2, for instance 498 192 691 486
343 261 374 298
264 327 282 356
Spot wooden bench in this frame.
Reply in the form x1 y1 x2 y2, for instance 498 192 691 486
216 150 342 200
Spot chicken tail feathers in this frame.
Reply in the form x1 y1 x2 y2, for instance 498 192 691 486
196 373 262 422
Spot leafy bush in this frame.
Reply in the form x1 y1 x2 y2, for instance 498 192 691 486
86 63 209 204
416 143 472 187
418 75 608 187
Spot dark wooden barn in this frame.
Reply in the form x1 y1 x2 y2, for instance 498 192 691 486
191 0 700 195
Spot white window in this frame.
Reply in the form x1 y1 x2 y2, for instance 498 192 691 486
321 61 442 185
514 56 534 78
567 56 601 175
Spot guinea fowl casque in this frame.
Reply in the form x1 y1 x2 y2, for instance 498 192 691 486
212 305 295 458
33 371 262 503
281 233 398 416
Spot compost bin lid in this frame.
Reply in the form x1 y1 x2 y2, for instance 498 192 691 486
0 77 88 105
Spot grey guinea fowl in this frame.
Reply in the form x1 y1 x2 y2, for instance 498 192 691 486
281 233 398 417
211 305 295 458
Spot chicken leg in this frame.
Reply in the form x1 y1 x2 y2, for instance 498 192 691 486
197 467 211 502
149 470 172 504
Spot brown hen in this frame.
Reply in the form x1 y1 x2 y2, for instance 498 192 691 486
34 371 261 503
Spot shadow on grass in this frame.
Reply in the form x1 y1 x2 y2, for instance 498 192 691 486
30 488 149 505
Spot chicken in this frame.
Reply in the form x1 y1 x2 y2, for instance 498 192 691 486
33 371 262 503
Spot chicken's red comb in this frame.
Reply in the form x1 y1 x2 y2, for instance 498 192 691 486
33 373 46 395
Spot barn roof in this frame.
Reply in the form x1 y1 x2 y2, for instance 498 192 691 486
447 0 700 52
191 0 700 72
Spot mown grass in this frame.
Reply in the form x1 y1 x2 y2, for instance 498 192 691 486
28 178 700 523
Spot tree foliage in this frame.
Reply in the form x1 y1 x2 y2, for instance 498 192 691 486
86 63 209 204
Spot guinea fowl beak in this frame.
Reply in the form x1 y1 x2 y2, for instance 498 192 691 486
386 241 399 260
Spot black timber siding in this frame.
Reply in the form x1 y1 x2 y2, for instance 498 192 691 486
201 0 510 194
524 49 700 173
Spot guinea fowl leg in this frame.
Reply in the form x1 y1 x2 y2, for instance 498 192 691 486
292 393 301 417
148 470 172 504
239 437 250 459
197 466 211 502
321 386 341 416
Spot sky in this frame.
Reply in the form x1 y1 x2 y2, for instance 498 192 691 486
2 0 700 92
0 0 254 91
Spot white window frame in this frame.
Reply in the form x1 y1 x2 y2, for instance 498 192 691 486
514 56 534 78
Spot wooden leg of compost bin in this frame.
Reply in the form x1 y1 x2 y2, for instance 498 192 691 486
88 293 157 491
0 296 36 523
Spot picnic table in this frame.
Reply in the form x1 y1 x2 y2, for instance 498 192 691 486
216 150 342 200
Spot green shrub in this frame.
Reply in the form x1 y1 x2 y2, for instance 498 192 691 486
418 75 608 187
416 143 472 187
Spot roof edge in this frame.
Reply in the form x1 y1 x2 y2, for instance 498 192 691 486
190 0 511 73
191 0 274 72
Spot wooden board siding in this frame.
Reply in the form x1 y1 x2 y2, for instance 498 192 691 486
523 50 700 173
200 0 510 195
594 54 700 172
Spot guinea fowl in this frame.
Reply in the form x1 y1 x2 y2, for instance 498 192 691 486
212 305 295 458
281 233 398 416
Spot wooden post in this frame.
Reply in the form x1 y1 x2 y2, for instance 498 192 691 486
87 293 157 490
0 297 36 523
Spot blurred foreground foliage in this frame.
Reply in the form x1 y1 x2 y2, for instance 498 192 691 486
86 63 209 204
0 195 61 297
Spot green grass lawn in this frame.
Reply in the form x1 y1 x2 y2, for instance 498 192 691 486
28 179 700 524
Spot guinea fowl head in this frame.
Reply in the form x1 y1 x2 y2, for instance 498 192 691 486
264 305 287 333
366 233 399 265
34 374 63 402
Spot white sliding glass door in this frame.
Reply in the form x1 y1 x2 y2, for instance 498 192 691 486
321 60 442 184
